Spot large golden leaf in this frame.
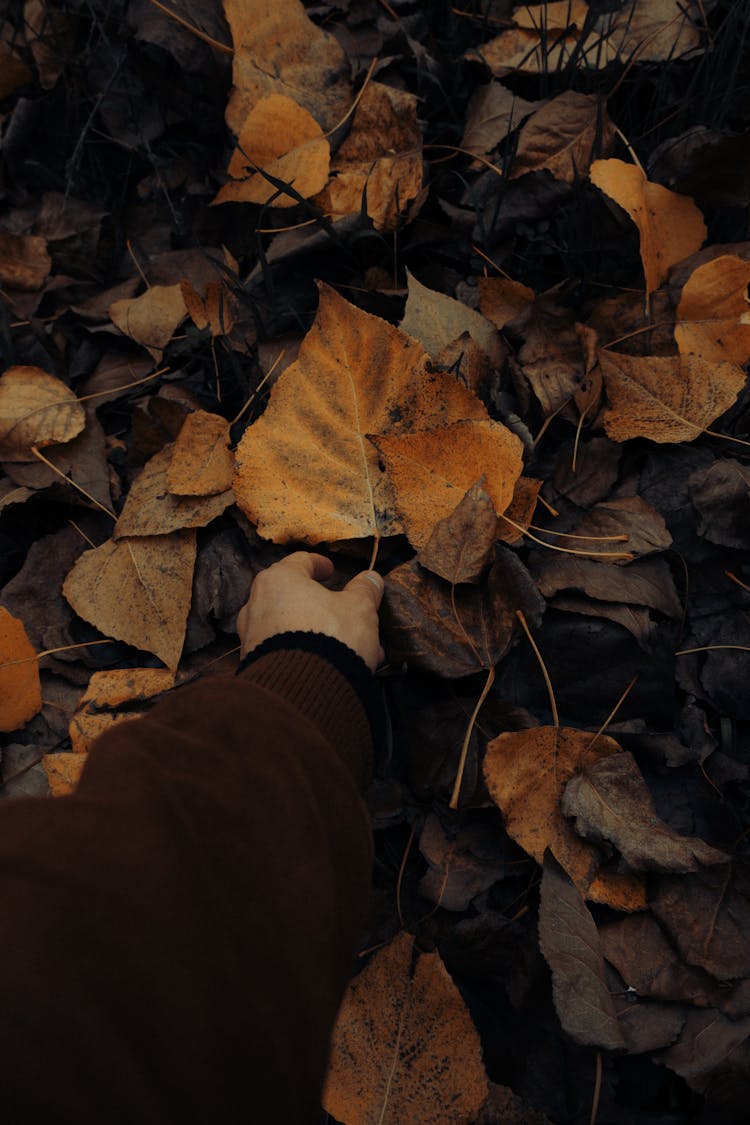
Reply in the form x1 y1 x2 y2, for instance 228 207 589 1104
322 931 488 1125
590 159 706 299
599 351 746 443
0 608 42 732
233 284 488 545
0 366 86 461
675 255 750 366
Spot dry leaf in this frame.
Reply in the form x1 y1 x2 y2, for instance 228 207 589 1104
555 496 672 563
213 93 330 207
42 752 87 797
514 1 590 31
418 477 498 583
114 444 233 537
466 26 576 75
62 530 197 670
180 281 237 337
511 92 615 183
222 0 350 135
4 404 113 510
675 254 750 366
370 419 524 551
322 931 488 1124
418 814 510 911
167 412 234 497
496 475 542 545
313 82 424 231
401 271 505 366
599 350 746 443
233 283 487 545
0 230 51 291
599 0 702 64
68 667 175 753
0 366 86 461
24 0 73 89
109 283 188 360
461 83 541 160
531 554 682 618
688 458 750 548
516 296 589 415
658 1007 750 1098
478 275 535 328
0 607 42 732
0 49 33 97
589 159 706 298
538 852 626 1051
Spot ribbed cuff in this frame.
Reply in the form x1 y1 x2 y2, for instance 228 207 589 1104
235 632 388 792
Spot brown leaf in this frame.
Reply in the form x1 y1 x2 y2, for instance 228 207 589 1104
478 275 535 329
552 435 621 507
614 996 687 1055
514 1 590 30
62 530 197 671
590 159 706 298
530 554 683 618
0 230 51 291
68 667 175 753
561 751 727 873
213 93 330 207
461 82 541 160
370 419 524 551
538 852 626 1051
42 752 87 797
4 404 113 511
511 92 615 184
418 477 498 583
382 545 544 678
418 814 510 911
650 860 750 982
180 281 237 337
400 271 505 366
602 0 702 64
496 475 542 545
675 254 750 366
167 412 234 497
0 608 42 733
484 725 637 900
114 445 233 537
0 366 86 461
688 458 750 548
223 0 350 135
233 283 487 546
546 595 655 650
24 0 74 89
109 284 188 361
556 496 672 564
322 931 488 1124
599 350 746 443
516 296 588 415
466 26 577 75
658 1007 750 1097
0 49 33 98
313 82 424 232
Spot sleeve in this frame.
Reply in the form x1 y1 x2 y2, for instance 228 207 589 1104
0 634 383 1125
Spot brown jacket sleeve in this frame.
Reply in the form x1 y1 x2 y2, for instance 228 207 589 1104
0 631 385 1124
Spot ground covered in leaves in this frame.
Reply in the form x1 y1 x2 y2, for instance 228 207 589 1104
1 1 750 1122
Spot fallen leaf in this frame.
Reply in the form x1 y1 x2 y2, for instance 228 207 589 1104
4 404 113 511
370 419 524 551
658 1007 750 1098
555 496 672 563
496 475 542 545
561 751 727 872
68 667 175 753
0 230 51 290
675 254 750 366
546 595 655 651
382 545 544 678
538 851 626 1051
0 479 35 511
461 83 541 160
688 458 750 548
0 49 33 97
0 607 42 732
167 411 234 497
614 995 686 1055
466 26 576 75
313 82 424 232
418 477 498 583
62 530 197 671
213 93 330 207
511 92 615 184
589 159 706 298
222 0 350 135
599 0 702 64
233 283 487 545
552 435 621 506
478 275 535 329
322 931 488 1124
0 366 86 461
24 0 74 89
514 1 590 31
109 283 188 361
599 350 746 443
401 271 505 366
516 296 589 415
418 814 510 911
180 281 237 337
114 444 233 537
650 860 750 982
42 752 87 797
530 554 683 618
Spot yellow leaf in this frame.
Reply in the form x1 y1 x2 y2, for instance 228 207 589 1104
478 275 535 328
114 444 233 536
675 255 750 366
167 412 234 497
400 270 505 365
0 366 86 461
68 667 175 753
109 284 188 361
43 752 87 797
0 607 42 732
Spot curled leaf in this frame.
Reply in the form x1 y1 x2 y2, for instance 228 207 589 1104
0 366 86 461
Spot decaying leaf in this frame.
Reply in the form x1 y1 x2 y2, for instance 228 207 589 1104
561 751 727 873
658 1007 750 1097
0 366 86 461
601 0 702 64
370 419 524 551
461 83 541 160
538 852 626 1051
675 254 750 366
0 607 42 732
515 296 589 416
511 91 615 184
167 412 234 497
554 496 671 563
114 444 233 537
180 281 237 337
109 284 188 360
590 159 706 298
0 230 51 290
322 931 488 1124
496 475 542 545
62 530 197 671
418 814 510 911
213 93 330 207
68 667 175 753
530 554 683 619
418 477 498 583
514 1 590 30
466 26 577 75
401 271 505 366
478 275 535 329
233 283 487 545
688 458 750 548
42 752 87 797
0 48 33 98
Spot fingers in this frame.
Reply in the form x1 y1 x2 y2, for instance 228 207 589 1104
344 568 384 608
274 550 335 582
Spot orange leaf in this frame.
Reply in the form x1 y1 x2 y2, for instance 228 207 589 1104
0 230 51 291
167 412 234 497
514 1 590 30
42 752 87 797
68 667 175 753
233 283 487 546
213 93 330 207
599 350 746 443
478 275 535 328
370 419 524 551
589 159 706 299
180 281 237 337
0 607 42 732
675 255 750 366
109 284 188 361
62 530 197 671
322 931 488 1124
0 366 86 461
114 444 233 536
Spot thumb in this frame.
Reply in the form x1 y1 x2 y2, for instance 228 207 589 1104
347 568 384 606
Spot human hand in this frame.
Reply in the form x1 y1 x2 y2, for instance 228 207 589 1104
237 551 386 672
